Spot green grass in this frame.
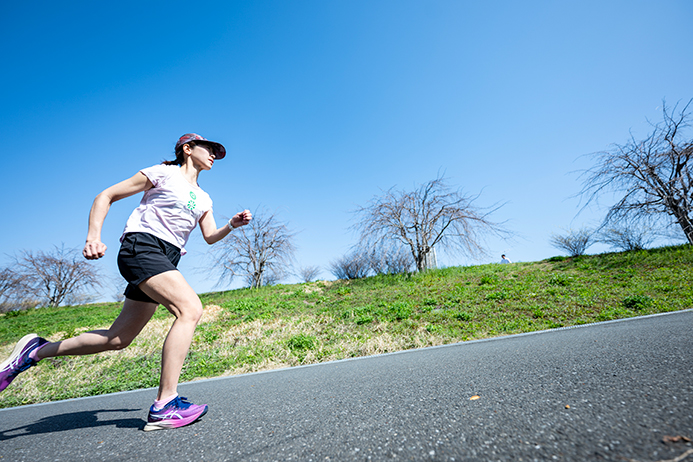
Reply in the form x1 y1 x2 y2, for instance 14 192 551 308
1 244 691 408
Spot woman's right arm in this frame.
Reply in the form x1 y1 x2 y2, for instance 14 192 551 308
83 172 153 260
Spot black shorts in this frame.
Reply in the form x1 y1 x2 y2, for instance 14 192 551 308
117 232 181 304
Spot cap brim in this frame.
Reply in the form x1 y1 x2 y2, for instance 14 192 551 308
198 140 226 160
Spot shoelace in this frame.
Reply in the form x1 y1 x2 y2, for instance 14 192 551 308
168 396 192 410
11 354 37 376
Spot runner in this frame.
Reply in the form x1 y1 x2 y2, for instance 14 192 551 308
0 133 251 431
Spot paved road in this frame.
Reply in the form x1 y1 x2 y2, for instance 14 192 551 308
1 310 692 461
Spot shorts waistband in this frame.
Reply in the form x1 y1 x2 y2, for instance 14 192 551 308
123 232 181 253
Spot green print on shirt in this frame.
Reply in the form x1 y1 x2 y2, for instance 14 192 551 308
187 191 197 211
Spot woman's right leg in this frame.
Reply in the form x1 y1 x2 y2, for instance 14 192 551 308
136 270 203 401
36 298 158 359
135 270 208 432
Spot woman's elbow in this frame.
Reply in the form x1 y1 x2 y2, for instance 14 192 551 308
95 189 117 205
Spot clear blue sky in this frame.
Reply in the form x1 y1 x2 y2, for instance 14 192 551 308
2 1 691 301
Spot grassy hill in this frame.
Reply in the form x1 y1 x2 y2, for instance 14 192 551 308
1 244 691 409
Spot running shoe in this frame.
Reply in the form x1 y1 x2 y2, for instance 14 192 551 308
143 396 208 431
0 333 49 392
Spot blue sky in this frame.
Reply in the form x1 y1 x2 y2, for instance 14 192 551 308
2 1 692 301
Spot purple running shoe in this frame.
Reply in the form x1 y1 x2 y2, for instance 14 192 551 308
0 333 49 392
143 396 208 432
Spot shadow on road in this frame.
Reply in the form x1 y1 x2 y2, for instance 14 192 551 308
0 408 144 440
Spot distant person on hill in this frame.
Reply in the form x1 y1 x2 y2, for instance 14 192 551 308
0 133 252 431
501 254 511 264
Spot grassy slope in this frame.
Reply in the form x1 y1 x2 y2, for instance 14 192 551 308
1 245 691 408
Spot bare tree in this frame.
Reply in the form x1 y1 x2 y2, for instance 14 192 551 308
597 220 656 251
549 228 593 257
213 209 296 289
329 251 371 280
110 276 127 302
0 267 26 312
578 100 693 243
363 241 414 275
354 176 507 272
14 245 103 308
0 268 20 302
298 265 322 283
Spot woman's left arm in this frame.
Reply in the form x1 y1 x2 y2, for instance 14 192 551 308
199 209 252 244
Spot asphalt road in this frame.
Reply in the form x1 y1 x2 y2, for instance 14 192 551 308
1 310 692 462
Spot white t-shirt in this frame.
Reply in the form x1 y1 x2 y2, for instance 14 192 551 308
121 164 213 255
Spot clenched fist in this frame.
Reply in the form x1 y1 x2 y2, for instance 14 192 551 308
83 240 107 260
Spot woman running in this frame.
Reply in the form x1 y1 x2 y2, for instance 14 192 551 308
0 133 251 431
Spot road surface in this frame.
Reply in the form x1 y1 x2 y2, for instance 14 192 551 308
1 310 692 461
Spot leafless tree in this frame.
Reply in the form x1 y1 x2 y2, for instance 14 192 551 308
549 228 593 257
13 245 103 308
363 241 414 275
329 251 371 280
0 268 20 302
354 176 507 272
578 99 693 244
213 209 296 289
0 267 26 312
111 277 127 302
597 220 656 251
298 265 322 283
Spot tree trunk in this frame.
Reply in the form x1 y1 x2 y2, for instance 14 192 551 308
415 254 426 272
672 207 693 244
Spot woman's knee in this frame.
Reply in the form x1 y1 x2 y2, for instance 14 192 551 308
107 334 136 350
187 302 204 324
172 298 203 324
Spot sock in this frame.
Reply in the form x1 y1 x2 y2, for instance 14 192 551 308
153 393 178 411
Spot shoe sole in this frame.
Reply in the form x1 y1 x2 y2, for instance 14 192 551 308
0 334 39 371
143 406 208 432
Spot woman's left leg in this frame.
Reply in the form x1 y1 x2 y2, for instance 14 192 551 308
1 298 157 394
37 298 158 359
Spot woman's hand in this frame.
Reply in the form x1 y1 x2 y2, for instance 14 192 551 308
230 210 252 228
83 240 107 260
